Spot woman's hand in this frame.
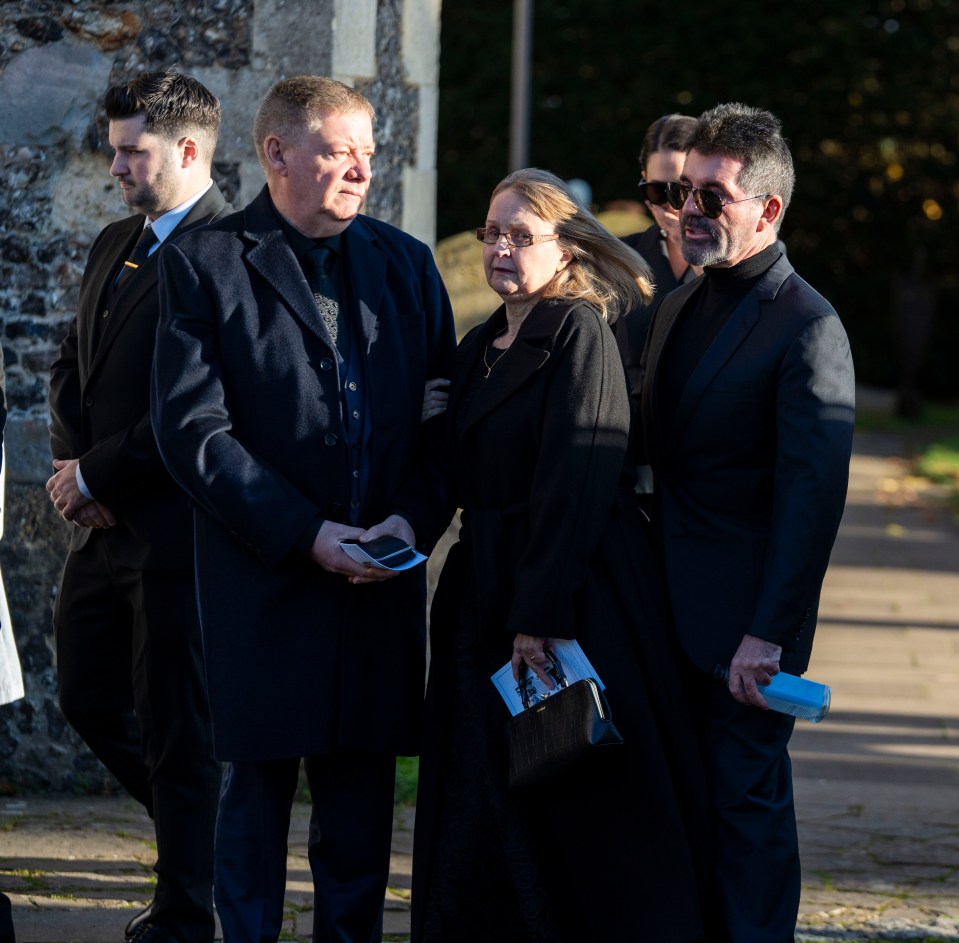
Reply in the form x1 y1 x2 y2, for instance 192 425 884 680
421 378 450 423
511 633 557 690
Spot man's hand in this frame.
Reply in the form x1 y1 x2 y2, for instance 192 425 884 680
728 634 782 709
72 501 117 529
347 514 417 585
46 458 95 522
310 519 394 583
421 377 450 423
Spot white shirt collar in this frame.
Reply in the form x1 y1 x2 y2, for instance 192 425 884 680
142 180 214 251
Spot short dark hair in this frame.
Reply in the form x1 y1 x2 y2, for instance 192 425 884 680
690 102 795 229
639 113 697 171
104 70 221 155
252 76 375 173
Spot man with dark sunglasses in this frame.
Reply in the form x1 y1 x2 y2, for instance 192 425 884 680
638 103 855 943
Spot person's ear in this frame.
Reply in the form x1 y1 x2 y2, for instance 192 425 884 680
760 194 783 230
178 136 200 168
264 135 289 176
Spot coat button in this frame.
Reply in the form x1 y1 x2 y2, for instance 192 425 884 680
331 502 343 513
324 433 338 446
84 396 93 407
319 358 334 371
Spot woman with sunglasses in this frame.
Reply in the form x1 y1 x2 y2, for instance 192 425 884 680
617 114 703 497
408 169 718 943
625 113 703 304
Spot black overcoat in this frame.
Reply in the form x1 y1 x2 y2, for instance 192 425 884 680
412 298 714 942
151 187 456 760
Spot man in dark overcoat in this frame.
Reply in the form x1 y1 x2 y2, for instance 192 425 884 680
46 71 228 943
639 103 855 943
150 76 455 943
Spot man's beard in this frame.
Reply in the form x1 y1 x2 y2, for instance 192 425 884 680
680 216 729 267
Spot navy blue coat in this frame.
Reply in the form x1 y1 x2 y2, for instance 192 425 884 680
151 187 456 760
640 250 855 675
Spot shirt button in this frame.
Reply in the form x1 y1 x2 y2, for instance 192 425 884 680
84 396 94 407
101 309 109 319
352 410 360 419
352 470 359 478
352 440 360 449
350 500 360 509
320 358 334 371
348 381 358 391
324 433 338 446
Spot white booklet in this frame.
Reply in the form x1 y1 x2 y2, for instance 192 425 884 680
338 536 427 571
490 638 605 716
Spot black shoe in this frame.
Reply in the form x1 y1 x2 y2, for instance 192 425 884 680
124 904 154 939
126 922 182 943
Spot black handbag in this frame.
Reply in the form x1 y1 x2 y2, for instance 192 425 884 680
506 649 623 791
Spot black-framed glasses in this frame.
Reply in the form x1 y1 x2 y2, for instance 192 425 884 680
475 227 560 248
665 181 768 219
637 180 671 206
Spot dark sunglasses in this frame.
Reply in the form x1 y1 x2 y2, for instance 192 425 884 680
637 179 671 206
665 181 768 219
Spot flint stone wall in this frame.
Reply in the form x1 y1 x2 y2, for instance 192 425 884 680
0 0 440 792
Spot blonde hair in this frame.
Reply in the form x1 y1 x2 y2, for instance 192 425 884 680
491 168 653 321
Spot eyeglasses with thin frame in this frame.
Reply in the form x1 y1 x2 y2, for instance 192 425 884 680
475 227 560 248
637 180 671 207
665 181 768 220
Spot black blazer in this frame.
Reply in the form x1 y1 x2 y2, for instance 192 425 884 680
48 184 230 569
151 186 457 760
640 250 855 675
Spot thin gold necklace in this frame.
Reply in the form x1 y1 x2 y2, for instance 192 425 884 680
482 328 510 378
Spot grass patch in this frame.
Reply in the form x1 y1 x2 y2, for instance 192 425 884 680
916 436 959 485
914 435 959 515
394 756 418 808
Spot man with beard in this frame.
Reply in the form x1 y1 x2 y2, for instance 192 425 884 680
638 103 855 943
47 71 228 943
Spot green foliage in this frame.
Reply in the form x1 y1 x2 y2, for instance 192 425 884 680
438 0 959 395
394 756 419 808
916 436 959 512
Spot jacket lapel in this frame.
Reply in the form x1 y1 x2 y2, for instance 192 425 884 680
90 185 230 373
455 301 564 434
82 222 140 372
662 252 795 450
342 219 385 355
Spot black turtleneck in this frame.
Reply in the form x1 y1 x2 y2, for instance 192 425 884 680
658 242 782 424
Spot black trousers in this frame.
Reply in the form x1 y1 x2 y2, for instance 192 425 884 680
214 753 397 943
696 678 799 943
55 536 220 943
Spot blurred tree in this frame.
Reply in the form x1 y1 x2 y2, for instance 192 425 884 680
437 0 959 398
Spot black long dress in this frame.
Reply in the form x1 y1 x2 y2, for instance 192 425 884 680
411 298 717 943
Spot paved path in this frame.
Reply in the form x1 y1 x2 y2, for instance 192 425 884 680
2 429 959 942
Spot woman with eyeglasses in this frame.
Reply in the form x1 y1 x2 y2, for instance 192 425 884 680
409 168 718 943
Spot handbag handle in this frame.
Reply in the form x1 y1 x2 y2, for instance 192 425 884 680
517 647 569 710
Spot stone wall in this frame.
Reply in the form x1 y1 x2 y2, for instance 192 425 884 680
0 0 441 791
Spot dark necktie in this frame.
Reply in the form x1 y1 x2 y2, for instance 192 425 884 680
306 244 348 358
114 225 159 292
